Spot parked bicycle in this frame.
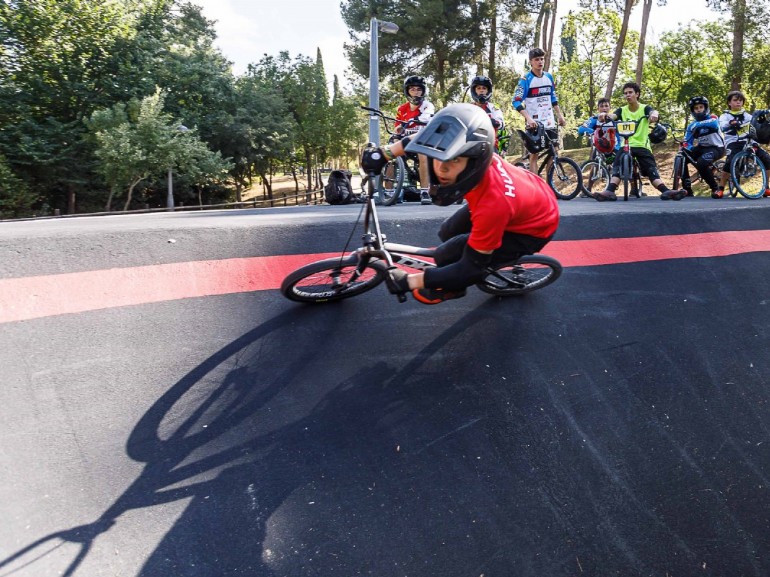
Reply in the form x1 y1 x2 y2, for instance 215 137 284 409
360 106 426 206
727 124 768 199
666 124 727 197
515 122 583 200
281 169 563 304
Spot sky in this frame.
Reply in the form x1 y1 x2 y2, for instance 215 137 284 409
190 0 718 85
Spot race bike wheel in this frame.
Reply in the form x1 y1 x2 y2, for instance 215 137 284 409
672 154 683 190
281 256 387 303
376 157 405 206
731 151 767 199
547 157 582 200
476 254 562 296
580 160 610 194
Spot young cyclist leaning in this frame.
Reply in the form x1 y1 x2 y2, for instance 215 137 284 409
717 90 770 198
592 82 686 202
680 96 725 198
513 48 566 174
360 104 559 305
396 75 436 204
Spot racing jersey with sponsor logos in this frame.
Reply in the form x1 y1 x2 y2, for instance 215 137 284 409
396 100 435 135
718 110 752 146
684 114 725 149
512 71 559 129
463 155 560 252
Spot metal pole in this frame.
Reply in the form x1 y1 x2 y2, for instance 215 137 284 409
166 167 174 210
368 18 380 146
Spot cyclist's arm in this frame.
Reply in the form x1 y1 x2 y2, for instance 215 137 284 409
683 121 695 147
417 100 435 125
512 76 537 127
577 117 597 136
644 105 658 123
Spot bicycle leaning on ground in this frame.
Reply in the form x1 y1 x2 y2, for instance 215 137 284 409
360 106 426 206
514 122 583 200
665 124 727 197
281 169 563 304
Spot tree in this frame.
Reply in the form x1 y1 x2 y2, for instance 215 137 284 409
91 90 230 211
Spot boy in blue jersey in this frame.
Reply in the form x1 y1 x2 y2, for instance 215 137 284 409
680 96 725 198
513 48 566 173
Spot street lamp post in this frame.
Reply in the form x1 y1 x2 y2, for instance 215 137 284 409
167 124 189 210
368 18 399 146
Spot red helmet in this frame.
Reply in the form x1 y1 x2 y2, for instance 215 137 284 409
592 126 616 154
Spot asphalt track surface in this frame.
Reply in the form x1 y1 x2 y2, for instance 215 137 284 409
2 196 770 577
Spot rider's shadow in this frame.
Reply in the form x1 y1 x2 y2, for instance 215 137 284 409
2 298 541 577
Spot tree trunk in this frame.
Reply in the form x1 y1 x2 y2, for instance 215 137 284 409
533 3 546 49
488 0 497 81
105 186 115 212
635 0 652 85
545 0 558 70
605 0 635 99
305 149 312 190
729 0 746 90
123 177 144 211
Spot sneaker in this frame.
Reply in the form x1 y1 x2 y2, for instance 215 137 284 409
592 190 617 202
711 188 724 199
412 287 467 305
660 189 686 201
419 189 432 205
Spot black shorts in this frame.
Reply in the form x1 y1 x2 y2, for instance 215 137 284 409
611 147 660 181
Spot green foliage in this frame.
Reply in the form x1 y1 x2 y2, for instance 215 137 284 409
0 153 38 218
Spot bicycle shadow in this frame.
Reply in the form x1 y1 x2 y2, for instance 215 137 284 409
0 298 517 577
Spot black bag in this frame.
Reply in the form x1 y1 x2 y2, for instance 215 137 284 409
324 169 355 205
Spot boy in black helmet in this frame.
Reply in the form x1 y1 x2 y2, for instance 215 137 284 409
361 104 559 304
395 75 435 204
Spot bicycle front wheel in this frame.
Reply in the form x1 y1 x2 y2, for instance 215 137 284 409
281 256 387 303
476 254 562 297
547 157 582 200
580 160 610 194
672 154 684 190
731 151 767 199
376 157 405 206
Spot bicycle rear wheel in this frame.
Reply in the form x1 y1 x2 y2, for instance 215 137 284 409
731 152 767 199
547 157 582 200
580 160 610 194
376 157 405 206
476 254 562 296
281 256 387 303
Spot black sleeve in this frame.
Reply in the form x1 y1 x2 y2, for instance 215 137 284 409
423 245 493 291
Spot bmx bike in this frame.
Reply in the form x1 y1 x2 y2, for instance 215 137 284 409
281 169 563 304
514 123 583 200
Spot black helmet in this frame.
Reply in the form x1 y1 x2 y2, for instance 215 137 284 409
649 123 668 144
750 109 770 145
519 122 547 153
470 75 493 104
404 75 427 105
688 95 710 121
404 103 495 206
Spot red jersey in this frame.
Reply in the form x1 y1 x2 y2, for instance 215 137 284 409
463 155 559 252
396 100 434 133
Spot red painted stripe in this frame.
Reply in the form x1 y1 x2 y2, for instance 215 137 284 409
2 231 770 324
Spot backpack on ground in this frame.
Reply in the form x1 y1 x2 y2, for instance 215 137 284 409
324 169 356 205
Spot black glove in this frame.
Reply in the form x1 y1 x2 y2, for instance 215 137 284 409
385 267 410 294
361 145 388 174
491 119 501 130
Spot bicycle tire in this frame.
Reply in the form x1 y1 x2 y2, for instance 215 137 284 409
281 256 388 303
547 157 582 200
620 154 633 201
580 160 610 194
731 151 767 199
376 157 405 206
672 155 683 191
476 254 562 296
